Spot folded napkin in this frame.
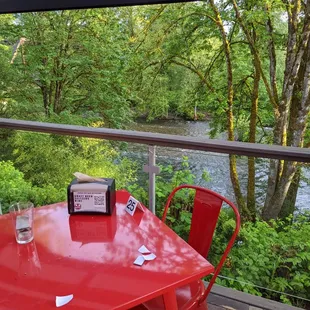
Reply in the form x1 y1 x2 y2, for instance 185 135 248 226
73 172 106 183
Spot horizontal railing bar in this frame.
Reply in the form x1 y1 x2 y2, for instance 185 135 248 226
1 118 310 163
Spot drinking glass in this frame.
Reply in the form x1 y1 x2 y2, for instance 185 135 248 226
9 202 34 244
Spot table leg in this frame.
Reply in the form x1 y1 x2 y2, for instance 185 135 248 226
163 290 178 310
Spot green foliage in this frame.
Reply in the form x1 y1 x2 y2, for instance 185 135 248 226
129 156 209 239
0 161 63 212
11 129 137 191
0 113 138 211
2 10 132 127
209 212 310 308
234 114 250 142
0 2 296 130
156 157 195 203
129 156 196 206
0 161 33 212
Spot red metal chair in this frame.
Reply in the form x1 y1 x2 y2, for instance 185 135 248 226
141 185 241 310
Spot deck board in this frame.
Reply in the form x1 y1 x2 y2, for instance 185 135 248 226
206 283 304 310
130 283 304 310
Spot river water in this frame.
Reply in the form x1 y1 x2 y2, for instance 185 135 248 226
123 120 309 211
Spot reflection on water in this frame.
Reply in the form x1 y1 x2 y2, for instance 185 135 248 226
126 120 309 211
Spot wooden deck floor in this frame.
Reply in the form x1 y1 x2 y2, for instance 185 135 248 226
132 283 305 310
207 283 305 310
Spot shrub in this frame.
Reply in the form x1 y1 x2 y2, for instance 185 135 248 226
208 212 310 308
0 161 65 212
11 131 138 191
0 161 33 212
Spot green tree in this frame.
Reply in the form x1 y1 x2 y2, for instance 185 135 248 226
4 10 132 127
231 0 310 219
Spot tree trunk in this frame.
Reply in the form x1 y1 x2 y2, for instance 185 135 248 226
262 161 297 219
194 104 197 121
247 52 260 221
54 81 63 114
41 85 50 116
277 31 310 218
262 2 310 219
210 0 249 220
279 166 301 219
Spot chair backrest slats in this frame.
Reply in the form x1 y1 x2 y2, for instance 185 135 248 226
162 184 240 303
188 190 222 258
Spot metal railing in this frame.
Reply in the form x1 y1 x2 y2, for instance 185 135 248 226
1 117 310 212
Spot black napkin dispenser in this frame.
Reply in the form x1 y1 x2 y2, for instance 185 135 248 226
67 178 115 215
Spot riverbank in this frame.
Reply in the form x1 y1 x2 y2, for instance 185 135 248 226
134 111 211 122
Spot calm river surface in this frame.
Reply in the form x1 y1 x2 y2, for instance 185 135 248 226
122 120 309 211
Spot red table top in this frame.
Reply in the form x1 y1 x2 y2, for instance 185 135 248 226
0 190 214 310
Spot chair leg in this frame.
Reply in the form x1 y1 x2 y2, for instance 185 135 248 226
195 299 208 310
163 290 178 310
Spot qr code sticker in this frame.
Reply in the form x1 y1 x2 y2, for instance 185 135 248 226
94 195 105 206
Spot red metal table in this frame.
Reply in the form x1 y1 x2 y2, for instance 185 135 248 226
0 190 214 309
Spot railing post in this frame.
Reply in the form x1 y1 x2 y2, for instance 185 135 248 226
143 145 160 214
